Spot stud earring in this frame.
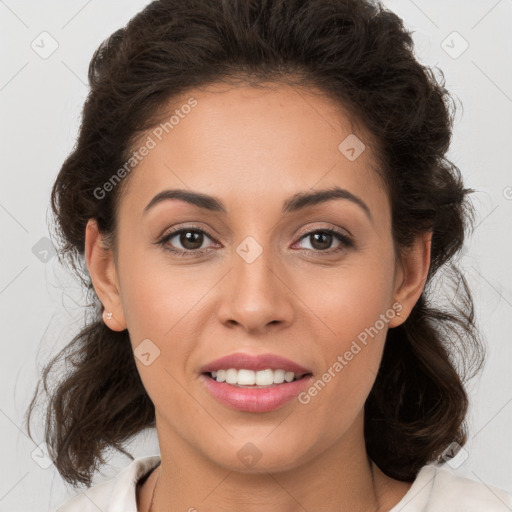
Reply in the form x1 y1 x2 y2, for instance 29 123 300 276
106 312 113 320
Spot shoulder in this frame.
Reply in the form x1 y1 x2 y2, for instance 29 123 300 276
390 463 512 511
55 455 161 512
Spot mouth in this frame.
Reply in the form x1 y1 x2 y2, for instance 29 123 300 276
202 368 313 388
199 353 314 411
200 369 314 413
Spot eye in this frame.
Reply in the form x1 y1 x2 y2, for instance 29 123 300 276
293 228 354 255
155 225 354 257
156 226 218 256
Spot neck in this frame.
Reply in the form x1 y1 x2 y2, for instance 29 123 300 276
149 411 390 512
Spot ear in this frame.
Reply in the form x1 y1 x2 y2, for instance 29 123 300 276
85 218 127 331
388 231 432 328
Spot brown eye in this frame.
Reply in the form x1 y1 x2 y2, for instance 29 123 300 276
175 230 205 250
308 232 334 251
295 228 354 254
156 226 218 256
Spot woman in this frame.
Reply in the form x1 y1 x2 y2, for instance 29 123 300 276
25 0 512 510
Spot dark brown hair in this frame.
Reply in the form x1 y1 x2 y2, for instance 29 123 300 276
25 0 485 487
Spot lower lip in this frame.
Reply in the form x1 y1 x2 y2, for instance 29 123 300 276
200 373 313 413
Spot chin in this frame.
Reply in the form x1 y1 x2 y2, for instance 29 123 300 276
202 432 313 474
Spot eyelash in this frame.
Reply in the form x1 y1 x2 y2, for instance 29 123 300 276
155 224 354 258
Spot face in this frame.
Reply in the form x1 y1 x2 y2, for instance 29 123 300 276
91 82 412 473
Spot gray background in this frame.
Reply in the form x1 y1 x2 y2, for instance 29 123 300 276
1 1 511 510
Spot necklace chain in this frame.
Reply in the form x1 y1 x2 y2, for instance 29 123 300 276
148 465 161 512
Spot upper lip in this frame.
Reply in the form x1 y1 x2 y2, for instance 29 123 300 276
200 353 312 377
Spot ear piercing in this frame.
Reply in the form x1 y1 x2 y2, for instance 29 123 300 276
106 312 113 320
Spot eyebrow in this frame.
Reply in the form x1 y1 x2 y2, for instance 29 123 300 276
143 186 372 221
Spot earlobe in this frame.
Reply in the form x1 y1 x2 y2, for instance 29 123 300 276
102 308 126 331
85 219 127 331
388 231 432 328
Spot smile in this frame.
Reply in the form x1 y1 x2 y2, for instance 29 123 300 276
208 368 307 386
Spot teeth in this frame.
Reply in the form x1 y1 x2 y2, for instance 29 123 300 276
209 368 299 386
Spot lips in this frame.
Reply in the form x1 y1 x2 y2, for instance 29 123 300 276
199 353 313 412
200 373 314 412
200 352 312 377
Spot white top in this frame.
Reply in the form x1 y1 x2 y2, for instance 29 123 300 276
55 455 512 511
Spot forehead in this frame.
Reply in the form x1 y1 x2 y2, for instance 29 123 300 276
119 82 388 220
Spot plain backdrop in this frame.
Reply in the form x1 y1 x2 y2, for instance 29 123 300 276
1 1 511 510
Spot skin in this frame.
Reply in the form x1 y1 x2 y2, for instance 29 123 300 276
85 82 432 512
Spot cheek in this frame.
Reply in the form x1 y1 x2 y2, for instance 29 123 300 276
292 252 396 339
117 257 201 402
292 249 395 413
297 312 388 437
116 233 203 340
116 245 217 397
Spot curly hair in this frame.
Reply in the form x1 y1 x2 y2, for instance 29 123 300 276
25 0 485 487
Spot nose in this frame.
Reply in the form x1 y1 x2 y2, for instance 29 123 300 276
216 240 295 335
